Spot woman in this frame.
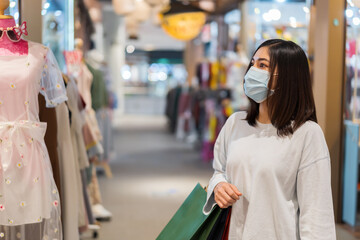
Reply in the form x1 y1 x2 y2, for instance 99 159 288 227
203 39 336 239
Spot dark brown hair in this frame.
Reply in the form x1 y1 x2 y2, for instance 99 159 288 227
245 39 317 136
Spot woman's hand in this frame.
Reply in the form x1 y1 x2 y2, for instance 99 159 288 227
214 182 242 208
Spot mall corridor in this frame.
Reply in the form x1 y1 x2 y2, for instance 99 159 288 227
76 115 359 240
93 115 213 240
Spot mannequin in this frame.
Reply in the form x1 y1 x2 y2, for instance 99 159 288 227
0 0 66 238
0 0 28 56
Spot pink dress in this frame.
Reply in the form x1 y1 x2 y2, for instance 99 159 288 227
0 41 66 239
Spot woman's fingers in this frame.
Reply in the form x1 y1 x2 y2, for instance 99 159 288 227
230 184 242 197
214 182 241 208
224 185 241 201
215 194 228 208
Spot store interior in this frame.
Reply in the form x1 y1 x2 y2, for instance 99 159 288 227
1 0 360 239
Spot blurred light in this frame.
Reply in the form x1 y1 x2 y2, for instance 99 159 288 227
348 0 355 7
346 9 354 18
303 7 309 13
199 1 215 12
353 17 360 25
41 10 47 16
263 12 272 22
254 8 260 15
55 10 62 17
136 0 143 2
14 12 19 21
276 0 286 2
43 2 50 9
9 1 16 8
158 72 168 81
144 44 155 51
122 71 131 80
126 45 135 54
269 9 281 21
289 17 297 28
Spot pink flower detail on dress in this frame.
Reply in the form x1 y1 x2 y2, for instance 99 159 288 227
19 201 26 207
8 219 13 224
0 205 5 211
24 101 29 105
41 87 46 91
5 179 11 185
29 138 34 143
17 162 23 168
20 154 24 159
0 232 4 237
10 83 16 89
0 100 3 105
33 177 39 183
56 84 61 89
53 200 59 207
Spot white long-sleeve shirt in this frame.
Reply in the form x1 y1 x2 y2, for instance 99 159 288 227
203 112 336 240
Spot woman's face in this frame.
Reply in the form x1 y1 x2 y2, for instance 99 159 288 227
251 46 271 71
250 46 278 89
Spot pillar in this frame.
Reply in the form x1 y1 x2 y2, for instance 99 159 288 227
21 0 42 42
312 0 346 222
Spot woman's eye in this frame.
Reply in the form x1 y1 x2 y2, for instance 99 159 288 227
259 63 268 68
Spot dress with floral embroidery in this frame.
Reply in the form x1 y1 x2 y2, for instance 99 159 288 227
0 41 66 239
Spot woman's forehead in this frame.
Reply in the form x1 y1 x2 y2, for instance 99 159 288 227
253 47 269 60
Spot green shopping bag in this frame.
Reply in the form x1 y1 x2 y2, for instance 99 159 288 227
156 183 222 240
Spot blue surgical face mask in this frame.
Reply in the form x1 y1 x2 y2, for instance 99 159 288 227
244 66 274 103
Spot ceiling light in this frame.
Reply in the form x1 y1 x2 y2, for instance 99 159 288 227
269 9 281 21
289 17 297 28
263 12 272 22
353 17 360 25
276 0 286 2
43 2 50 9
346 9 354 18
348 0 355 7
254 8 260 15
9 1 16 8
55 10 62 17
303 7 309 13
126 45 136 54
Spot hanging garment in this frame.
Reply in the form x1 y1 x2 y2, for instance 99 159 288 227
56 102 80 240
0 42 66 239
38 94 62 200
66 79 89 228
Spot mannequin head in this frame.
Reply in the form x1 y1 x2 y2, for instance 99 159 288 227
0 0 12 19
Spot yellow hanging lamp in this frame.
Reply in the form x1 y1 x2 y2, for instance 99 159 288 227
160 2 206 41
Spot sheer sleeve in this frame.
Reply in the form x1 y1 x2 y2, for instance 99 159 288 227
40 48 68 108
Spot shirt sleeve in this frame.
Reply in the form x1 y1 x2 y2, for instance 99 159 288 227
203 113 236 215
40 48 68 108
297 123 336 239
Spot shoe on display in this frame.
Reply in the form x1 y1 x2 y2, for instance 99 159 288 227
92 204 113 221
87 224 101 231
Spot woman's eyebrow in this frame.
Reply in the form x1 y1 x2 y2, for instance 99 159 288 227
257 58 270 62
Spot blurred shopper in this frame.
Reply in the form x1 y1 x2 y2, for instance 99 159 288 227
203 39 336 239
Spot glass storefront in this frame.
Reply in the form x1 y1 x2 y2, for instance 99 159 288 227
342 0 360 227
42 0 74 71
5 0 20 24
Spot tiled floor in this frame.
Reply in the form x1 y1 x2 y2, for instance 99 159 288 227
90 115 359 240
